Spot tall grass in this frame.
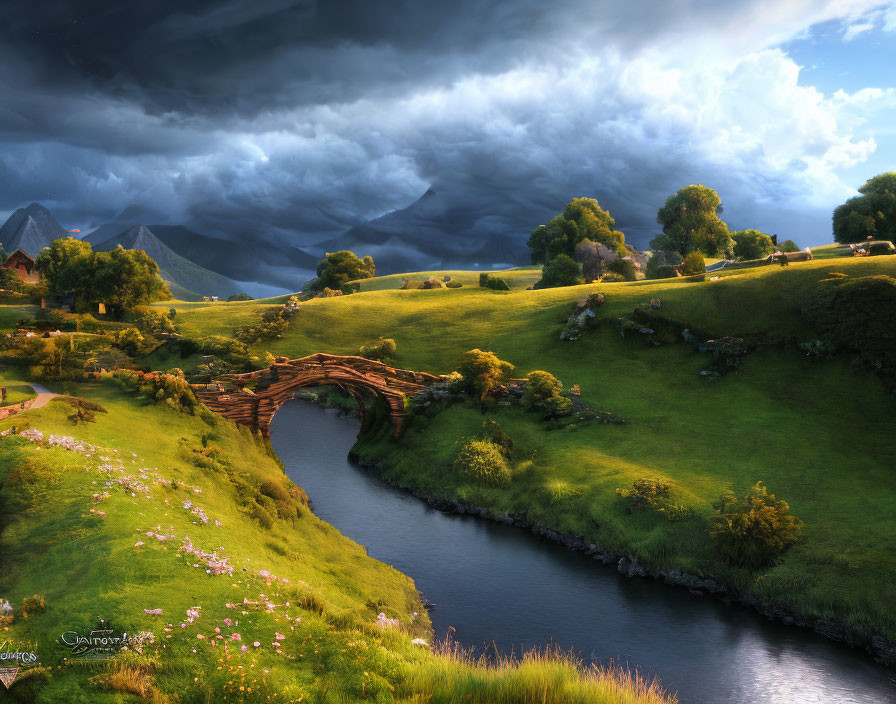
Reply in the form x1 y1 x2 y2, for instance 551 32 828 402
398 640 676 704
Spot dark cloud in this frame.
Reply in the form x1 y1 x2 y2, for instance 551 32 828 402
0 0 883 267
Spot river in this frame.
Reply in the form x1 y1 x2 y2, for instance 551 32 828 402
271 401 896 704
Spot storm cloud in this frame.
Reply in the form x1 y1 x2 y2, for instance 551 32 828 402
0 0 891 255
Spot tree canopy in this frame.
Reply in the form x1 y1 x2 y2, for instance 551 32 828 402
731 229 775 260
527 197 626 265
457 349 515 402
36 238 169 315
650 185 732 257
832 172 896 245
314 250 375 290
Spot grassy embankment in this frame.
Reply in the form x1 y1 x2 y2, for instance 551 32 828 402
0 379 673 703
0 370 38 406
158 256 896 646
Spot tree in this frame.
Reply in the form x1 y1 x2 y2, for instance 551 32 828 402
833 172 896 245
574 239 617 282
314 250 375 290
779 239 800 253
731 229 775 260
528 197 626 265
93 246 170 316
35 238 94 306
457 349 515 401
536 254 584 289
650 185 733 257
710 482 803 568
227 292 253 301
682 251 706 275
522 370 564 409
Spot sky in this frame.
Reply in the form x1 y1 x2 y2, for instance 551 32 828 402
0 0 894 252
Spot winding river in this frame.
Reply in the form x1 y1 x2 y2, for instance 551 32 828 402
271 401 896 704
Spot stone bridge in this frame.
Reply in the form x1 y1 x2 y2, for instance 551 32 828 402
191 353 445 439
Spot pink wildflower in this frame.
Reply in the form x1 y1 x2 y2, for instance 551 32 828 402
240 645 248 653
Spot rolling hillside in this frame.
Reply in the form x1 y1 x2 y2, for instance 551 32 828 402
157 255 896 647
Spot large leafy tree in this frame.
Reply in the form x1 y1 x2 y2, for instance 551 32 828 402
731 229 775 260
36 238 168 315
650 185 733 257
35 237 94 303
527 197 625 265
832 172 896 245
93 246 169 315
315 250 375 290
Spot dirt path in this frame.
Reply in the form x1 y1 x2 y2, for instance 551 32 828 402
25 383 58 408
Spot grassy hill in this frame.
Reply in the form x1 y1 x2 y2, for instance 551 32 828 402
0 380 673 703
155 256 896 648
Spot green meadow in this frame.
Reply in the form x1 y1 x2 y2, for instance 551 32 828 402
0 381 673 703
157 255 896 644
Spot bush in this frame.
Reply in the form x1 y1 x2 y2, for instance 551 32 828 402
645 250 683 279
109 328 148 356
457 349 514 401
454 439 511 485
682 251 706 275
710 482 803 568
227 292 253 301
522 370 562 407
616 478 671 511
607 259 637 281
535 254 583 289
133 309 176 336
400 279 425 290
52 395 108 424
445 280 463 288
779 239 800 253
478 419 513 459
479 273 510 290
359 337 397 362
732 229 775 260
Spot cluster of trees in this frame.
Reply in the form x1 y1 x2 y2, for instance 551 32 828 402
305 250 375 294
528 198 627 288
833 172 896 245
36 238 169 316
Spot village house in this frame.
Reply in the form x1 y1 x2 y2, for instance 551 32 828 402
1 249 40 284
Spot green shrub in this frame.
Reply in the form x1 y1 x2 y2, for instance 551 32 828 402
359 337 397 362
445 280 463 288
535 254 583 289
710 482 803 568
645 250 683 279
133 309 176 335
616 478 671 511
522 370 562 407
401 279 425 290
227 292 253 301
52 395 108 424
478 419 513 459
109 327 148 356
544 395 573 418
607 259 637 281
682 251 706 275
457 349 514 401
454 439 511 485
479 273 510 290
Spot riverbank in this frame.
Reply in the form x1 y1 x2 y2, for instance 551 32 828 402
350 453 896 668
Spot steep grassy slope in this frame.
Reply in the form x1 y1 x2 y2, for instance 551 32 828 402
0 382 673 703
160 256 896 645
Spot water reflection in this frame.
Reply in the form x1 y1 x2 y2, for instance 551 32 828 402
272 402 896 704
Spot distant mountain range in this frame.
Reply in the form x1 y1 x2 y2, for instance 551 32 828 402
312 188 529 275
0 203 68 255
0 190 533 295
93 225 242 300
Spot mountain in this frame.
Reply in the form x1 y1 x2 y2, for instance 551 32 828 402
0 203 69 256
86 205 319 289
314 188 529 275
94 225 243 300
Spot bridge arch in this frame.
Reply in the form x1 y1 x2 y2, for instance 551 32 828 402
191 353 442 439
